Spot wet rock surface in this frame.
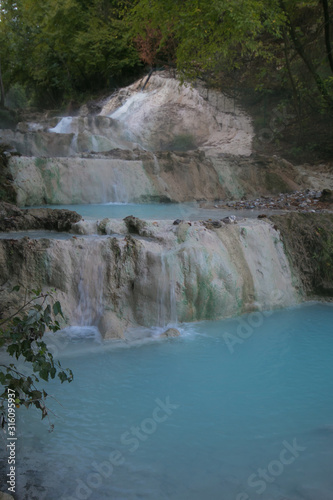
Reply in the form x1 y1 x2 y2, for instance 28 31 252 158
0 202 81 232
160 328 181 338
124 215 152 237
0 217 298 338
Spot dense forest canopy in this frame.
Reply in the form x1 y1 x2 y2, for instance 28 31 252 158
0 0 332 156
0 0 141 106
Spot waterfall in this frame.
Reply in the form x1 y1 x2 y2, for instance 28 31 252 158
157 252 178 328
91 135 99 152
153 154 160 174
49 116 74 134
69 133 78 155
74 242 105 328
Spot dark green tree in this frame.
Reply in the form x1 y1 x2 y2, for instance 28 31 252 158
128 0 333 108
0 0 141 105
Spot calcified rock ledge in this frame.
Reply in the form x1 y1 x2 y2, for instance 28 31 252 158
0 216 299 339
7 152 333 206
0 202 81 232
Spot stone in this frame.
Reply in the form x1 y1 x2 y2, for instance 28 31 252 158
0 492 15 500
160 328 181 338
222 215 237 224
124 215 150 236
211 220 222 228
319 189 333 203
173 219 182 225
0 202 81 232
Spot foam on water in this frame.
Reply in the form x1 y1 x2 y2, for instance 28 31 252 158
11 303 333 500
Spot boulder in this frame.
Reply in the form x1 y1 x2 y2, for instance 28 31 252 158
319 189 333 203
222 215 237 224
0 202 81 232
123 215 152 237
160 328 181 338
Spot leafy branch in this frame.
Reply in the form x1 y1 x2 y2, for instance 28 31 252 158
0 288 73 428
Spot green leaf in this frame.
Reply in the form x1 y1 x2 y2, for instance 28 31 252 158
53 301 64 318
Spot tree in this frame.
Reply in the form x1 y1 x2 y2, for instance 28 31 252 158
0 56 5 108
278 0 333 108
128 0 333 108
128 0 282 78
0 0 141 105
0 288 73 429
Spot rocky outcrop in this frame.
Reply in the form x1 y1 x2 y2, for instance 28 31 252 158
7 151 333 206
1 72 253 157
100 73 254 156
270 213 333 296
0 202 81 232
0 218 299 338
0 146 16 204
2 72 333 205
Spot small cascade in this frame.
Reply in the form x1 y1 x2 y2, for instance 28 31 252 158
69 133 78 155
152 154 160 174
109 166 129 203
74 242 105 328
91 135 99 152
49 116 74 134
157 252 178 328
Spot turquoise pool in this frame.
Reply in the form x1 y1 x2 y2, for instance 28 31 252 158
8 303 333 499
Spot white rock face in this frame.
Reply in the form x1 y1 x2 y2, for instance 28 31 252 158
9 156 157 205
2 73 253 157
0 219 299 339
100 72 254 155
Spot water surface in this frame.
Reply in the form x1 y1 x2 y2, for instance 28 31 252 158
9 303 333 500
27 202 280 221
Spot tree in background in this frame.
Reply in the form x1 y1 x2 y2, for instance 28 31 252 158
129 0 333 101
127 0 333 156
0 0 141 106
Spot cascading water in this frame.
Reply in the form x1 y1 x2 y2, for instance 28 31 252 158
157 252 178 328
49 116 74 134
109 166 130 203
91 135 99 152
69 133 78 155
73 242 105 331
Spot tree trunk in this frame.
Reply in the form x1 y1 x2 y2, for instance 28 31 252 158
282 29 301 120
0 57 5 108
321 0 333 74
279 0 333 108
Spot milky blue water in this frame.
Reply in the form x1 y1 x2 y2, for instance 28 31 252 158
28 203 279 221
10 303 333 500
